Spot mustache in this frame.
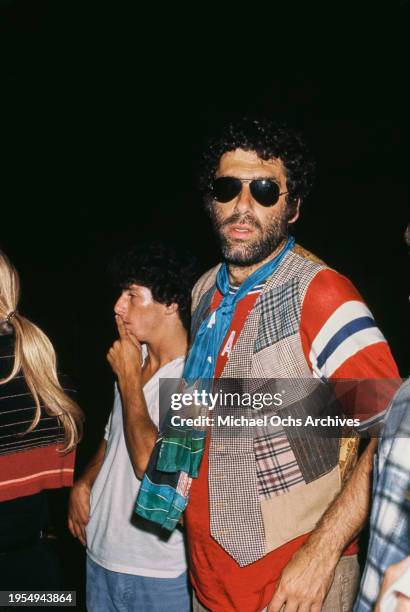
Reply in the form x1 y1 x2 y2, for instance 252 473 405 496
219 213 262 231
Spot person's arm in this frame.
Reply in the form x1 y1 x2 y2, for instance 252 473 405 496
68 439 107 546
107 316 157 479
268 437 377 612
269 269 400 611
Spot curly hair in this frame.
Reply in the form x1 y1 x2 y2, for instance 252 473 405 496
109 242 199 331
200 117 316 216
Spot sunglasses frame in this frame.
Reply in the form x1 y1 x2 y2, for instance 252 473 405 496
212 176 289 207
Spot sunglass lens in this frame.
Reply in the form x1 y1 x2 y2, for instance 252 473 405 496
212 177 242 203
250 179 281 207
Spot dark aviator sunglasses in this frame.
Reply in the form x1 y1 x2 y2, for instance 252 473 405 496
212 176 288 207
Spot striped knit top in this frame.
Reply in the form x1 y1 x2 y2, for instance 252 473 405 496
0 332 76 503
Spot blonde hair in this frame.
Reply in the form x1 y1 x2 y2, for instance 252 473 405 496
0 250 83 452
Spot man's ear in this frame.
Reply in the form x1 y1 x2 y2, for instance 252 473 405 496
288 199 301 224
165 302 179 316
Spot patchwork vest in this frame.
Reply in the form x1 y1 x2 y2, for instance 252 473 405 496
190 245 359 566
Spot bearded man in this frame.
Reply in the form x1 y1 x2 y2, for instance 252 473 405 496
137 118 400 612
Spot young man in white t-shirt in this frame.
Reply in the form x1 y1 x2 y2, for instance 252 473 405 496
68 243 198 611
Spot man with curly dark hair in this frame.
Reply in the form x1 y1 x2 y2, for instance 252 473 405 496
68 243 198 612
136 118 399 612
199 118 315 260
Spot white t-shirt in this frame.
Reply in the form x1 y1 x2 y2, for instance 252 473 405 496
86 355 187 578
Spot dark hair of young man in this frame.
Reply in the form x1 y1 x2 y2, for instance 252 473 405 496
109 242 200 332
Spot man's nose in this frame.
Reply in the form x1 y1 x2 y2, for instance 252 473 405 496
232 182 254 214
114 295 127 316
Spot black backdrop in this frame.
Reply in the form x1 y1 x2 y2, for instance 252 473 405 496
1 2 409 608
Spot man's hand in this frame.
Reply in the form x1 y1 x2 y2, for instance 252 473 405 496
68 480 91 546
107 316 156 479
107 315 143 381
375 557 410 612
267 542 337 612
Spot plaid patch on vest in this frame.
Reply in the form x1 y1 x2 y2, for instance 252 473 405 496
279 392 342 483
254 279 299 353
254 430 305 499
210 405 266 566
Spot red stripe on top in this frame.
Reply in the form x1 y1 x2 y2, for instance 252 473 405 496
0 444 75 502
300 268 399 378
300 269 364 362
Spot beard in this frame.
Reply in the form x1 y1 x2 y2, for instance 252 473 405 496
209 208 289 267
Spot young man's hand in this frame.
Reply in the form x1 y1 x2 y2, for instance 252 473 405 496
107 315 143 381
68 480 91 546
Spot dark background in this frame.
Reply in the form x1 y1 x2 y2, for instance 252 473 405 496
1 1 409 609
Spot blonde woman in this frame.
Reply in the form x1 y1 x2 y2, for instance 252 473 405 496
0 249 84 590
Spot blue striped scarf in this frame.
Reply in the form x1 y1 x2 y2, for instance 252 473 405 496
183 236 295 381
